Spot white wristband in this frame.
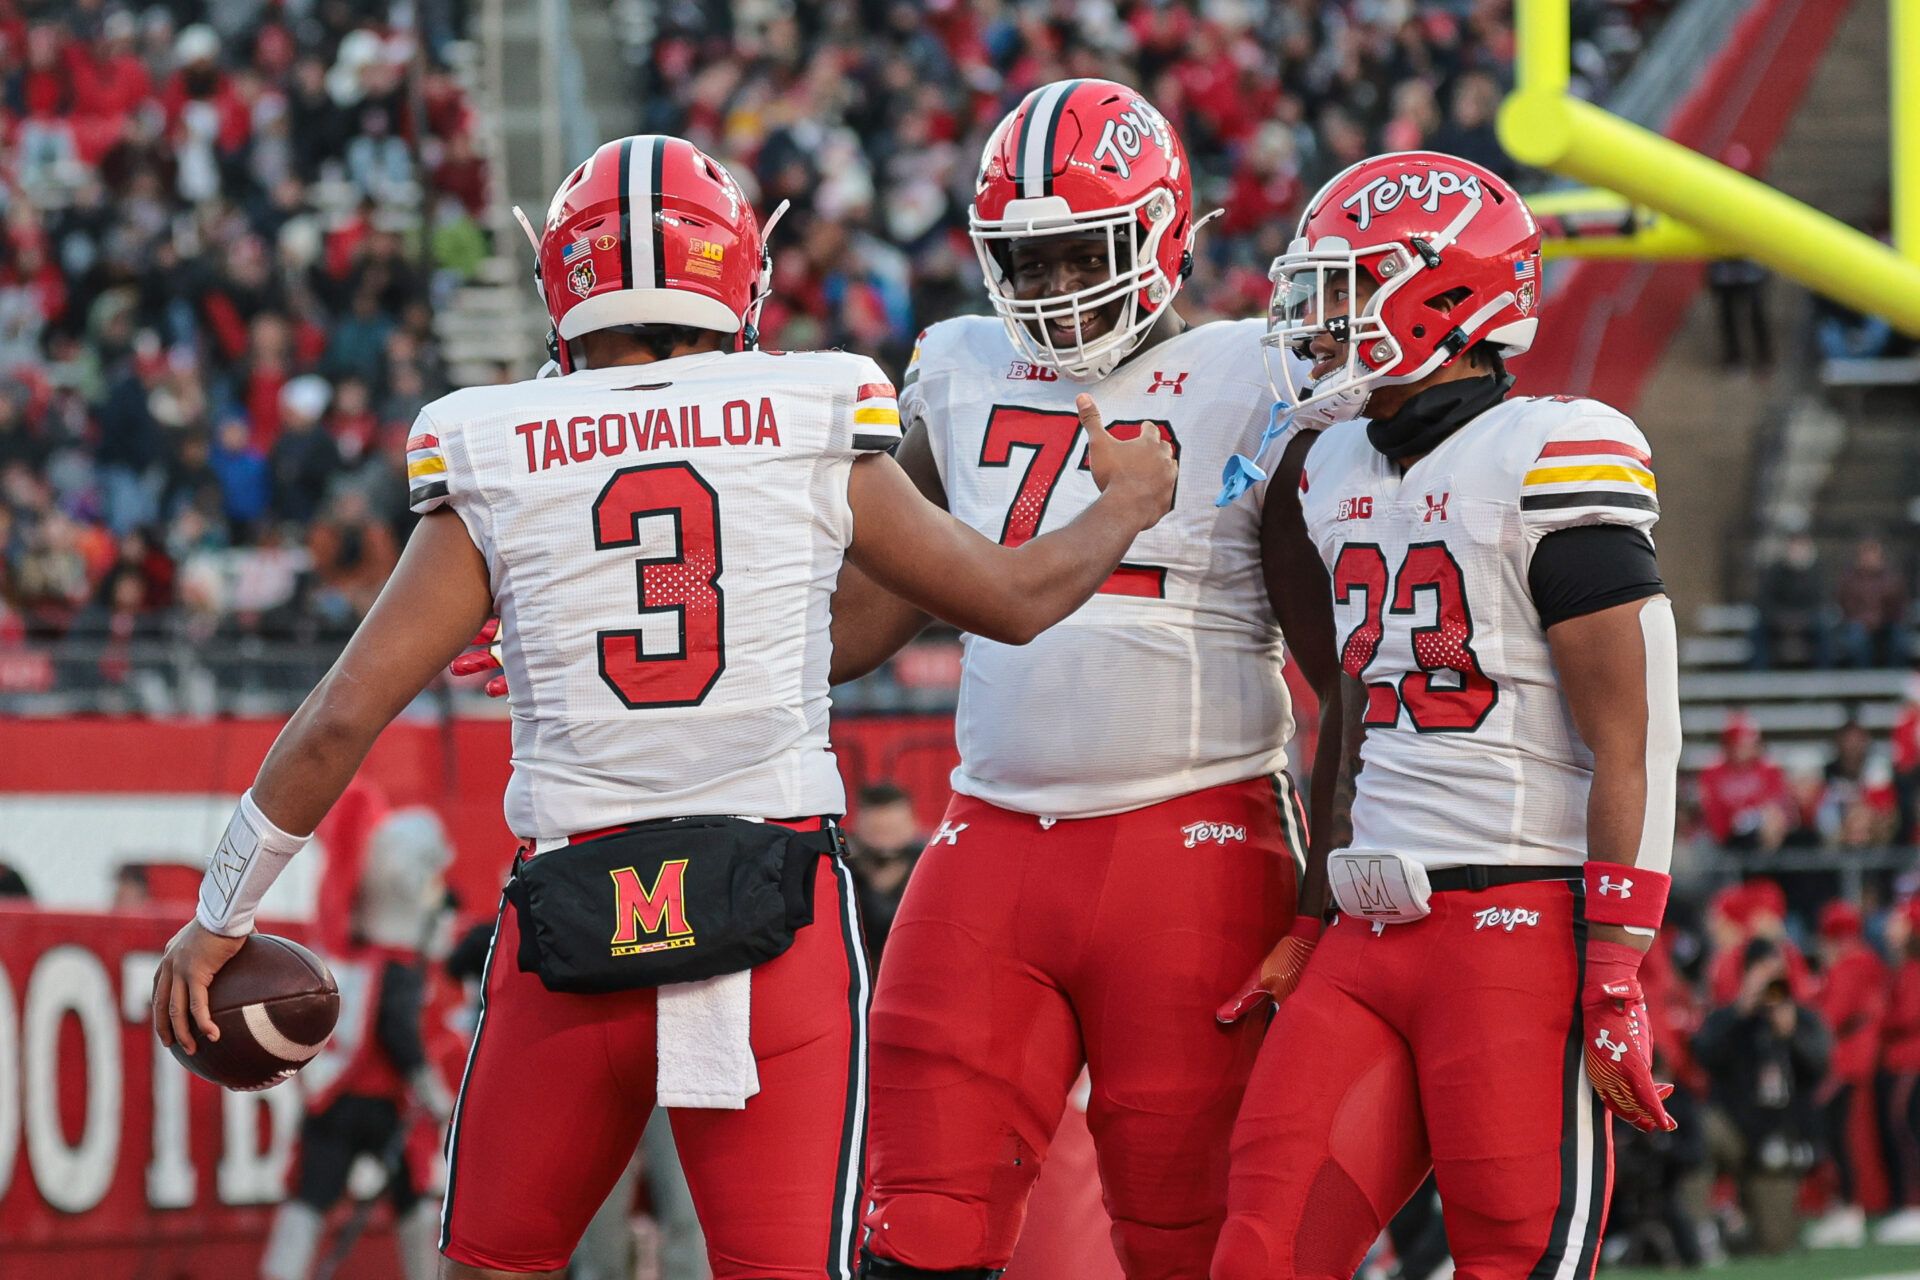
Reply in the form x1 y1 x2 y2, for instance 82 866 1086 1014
197 790 310 937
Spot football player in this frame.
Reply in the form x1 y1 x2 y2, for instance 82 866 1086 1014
824 80 1342 1280
149 134 1176 1280
1209 151 1682 1280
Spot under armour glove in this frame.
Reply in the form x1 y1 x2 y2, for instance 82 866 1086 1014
449 617 507 697
1217 918 1322 1024
1581 939 1677 1133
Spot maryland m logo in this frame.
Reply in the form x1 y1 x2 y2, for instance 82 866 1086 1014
1342 857 1399 915
609 860 697 956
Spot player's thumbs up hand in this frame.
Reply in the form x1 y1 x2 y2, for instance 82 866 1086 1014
1081 394 1176 530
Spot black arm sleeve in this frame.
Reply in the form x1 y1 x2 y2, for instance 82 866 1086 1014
374 960 428 1077
1528 524 1665 630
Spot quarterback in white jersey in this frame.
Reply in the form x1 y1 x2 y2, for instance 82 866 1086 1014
1211 153 1683 1280
835 82 1343 1280
151 135 1175 1280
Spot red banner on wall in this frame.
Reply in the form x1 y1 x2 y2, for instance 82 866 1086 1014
0 908 406 1278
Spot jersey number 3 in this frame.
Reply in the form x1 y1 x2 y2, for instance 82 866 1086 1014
592 461 724 708
981 406 1176 598
1333 542 1496 732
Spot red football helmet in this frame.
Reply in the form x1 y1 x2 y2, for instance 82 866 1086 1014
524 135 772 372
970 79 1197 381
1265 151 1542 425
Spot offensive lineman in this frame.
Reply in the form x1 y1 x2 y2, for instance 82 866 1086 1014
149 134 1177 1280
1211 151 1681 1280
826 80 1342 1280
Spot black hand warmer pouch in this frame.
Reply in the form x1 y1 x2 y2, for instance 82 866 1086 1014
504 816 842 993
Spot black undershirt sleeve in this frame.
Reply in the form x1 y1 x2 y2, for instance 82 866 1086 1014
1528 524 1665 630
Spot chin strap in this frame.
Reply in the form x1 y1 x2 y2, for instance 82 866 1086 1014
1216 400 1298 507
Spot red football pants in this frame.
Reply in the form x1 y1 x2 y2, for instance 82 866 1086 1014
440 851 867 1278
1212 879 1612 1280
865 776 1303 1278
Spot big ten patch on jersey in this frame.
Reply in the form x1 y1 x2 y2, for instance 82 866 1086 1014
911 315 1277 610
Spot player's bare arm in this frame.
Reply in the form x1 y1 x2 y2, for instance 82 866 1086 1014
1214 429 1346 1023
845 393 1174 645
1547 594 1681 955
153 510 494 1053
1549 591 1682 1132
1262 428 1343 907
828 417 945 683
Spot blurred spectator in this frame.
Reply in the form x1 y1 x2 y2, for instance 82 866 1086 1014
1804 901 1888 1248
1895 673 1920 843
1697 714 1797 852
1835 536 1910 669
1880 897 1920 1244
1693 938 1832 1255
1708 257 1771 371
1706 879 1812 1007
0 863 31 899
1815 292 1895 361
1819 716 1899 851
1750 533 1830 670
111 863 151 910
269 376 340 526
847 781 924 964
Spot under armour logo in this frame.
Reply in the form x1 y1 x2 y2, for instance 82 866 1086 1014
928 821 968 847
1593 1029 1631 1063
1597 875 1633 898
1147 370 1189 395
1423 492 1450 522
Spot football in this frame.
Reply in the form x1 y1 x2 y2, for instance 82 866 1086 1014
167 934 340 1092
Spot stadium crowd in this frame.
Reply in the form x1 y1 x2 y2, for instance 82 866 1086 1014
0 0 487 674
0 0 1670 664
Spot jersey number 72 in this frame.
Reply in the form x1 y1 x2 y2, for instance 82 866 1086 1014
980 406 1177 598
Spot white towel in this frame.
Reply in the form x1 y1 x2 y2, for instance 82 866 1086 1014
656 969 759 1109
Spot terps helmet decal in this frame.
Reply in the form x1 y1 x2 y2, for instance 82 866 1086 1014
567 259 597 298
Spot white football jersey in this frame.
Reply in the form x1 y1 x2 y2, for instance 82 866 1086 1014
1299 395 1660 869
903 315 1296 818
408 349 901 839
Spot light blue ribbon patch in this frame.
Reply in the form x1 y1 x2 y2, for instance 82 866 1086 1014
1216 401 1296 507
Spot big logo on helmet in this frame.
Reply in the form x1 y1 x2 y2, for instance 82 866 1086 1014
1341 170 1483 233
609 860 696 956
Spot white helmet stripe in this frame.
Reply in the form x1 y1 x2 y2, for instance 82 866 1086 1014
626 135 659 290
1020 80 1074 199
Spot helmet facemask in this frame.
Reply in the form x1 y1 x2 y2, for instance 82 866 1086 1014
971 187 1181 382
1264 178 1498 426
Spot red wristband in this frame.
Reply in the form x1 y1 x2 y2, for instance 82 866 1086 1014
1583 863 1669 931
1290 917 1325 944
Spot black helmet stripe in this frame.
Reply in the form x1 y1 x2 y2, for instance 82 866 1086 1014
648 137 668 288
1018 79 1082 199
616 137 636 290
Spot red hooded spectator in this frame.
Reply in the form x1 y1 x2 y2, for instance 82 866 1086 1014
1698 712 1797 849
1707 879 1812 1005
1815 901 1889 1086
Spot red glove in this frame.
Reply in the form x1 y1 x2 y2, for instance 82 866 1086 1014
1217 918 1322 1024
449 617 508 698
1582 940 1677 1132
